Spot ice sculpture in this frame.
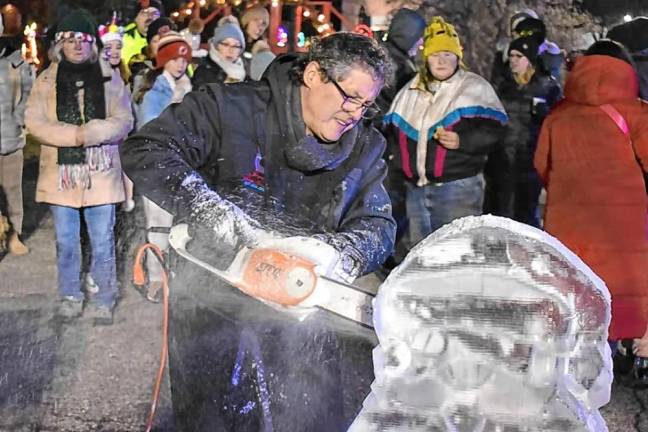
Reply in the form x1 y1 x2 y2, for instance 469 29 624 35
349 215 612 432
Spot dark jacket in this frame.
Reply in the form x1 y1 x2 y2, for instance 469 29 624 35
498 71 562 172
484 71 561 218
121 54 395 276
191 56 228 89
375 9 425 119
395 117 506 184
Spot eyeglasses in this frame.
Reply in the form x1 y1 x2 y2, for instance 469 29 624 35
218 41 243 51
325 72 380 119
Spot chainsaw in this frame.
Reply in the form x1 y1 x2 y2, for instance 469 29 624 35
168 224 375 328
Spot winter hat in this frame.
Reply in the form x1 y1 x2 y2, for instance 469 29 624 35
422 16 462 60
0 4 21 36
240 6 269 30
147 17 175 43
386 8 426 53
510 8 538 34
156 31 192 68
508 36 540 65
56 9 98 42
513 17 546 44
137 0 164 16
211 18 245 51
585 39 634 66
98 13 124 45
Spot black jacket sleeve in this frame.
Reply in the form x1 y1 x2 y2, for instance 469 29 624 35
317 130 396 277
120 85 223 220
454 117 507 155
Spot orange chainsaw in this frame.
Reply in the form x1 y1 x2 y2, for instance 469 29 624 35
168 224 375 328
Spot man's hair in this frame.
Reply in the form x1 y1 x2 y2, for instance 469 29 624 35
291 32 394 86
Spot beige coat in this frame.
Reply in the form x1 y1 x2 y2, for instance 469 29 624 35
25 60 133 208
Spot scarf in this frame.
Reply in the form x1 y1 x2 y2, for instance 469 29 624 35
56 59 113 190
209 45 246 82
384 69 507 186
162 70 193 104
283 83 357 172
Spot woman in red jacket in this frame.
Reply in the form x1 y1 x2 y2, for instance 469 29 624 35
535 40 648 351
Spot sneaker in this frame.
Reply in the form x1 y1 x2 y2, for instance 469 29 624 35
86 303 114 326
58 296 83 320
84 273 100 294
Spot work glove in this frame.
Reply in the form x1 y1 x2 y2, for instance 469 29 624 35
188 194 273 269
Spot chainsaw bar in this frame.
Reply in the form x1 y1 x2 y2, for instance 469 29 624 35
168 224 375 328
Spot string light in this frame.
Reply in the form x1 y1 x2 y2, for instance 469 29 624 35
317 14 325 22
303 9 310 17
185 8 192 14
199 0 207 6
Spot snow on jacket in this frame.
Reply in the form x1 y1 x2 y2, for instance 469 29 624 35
0 48 33 155
122 54 396 276
534 55 648 340
25 60 133 208
384 69 508 185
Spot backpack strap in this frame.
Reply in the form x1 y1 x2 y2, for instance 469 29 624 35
599 103 629 136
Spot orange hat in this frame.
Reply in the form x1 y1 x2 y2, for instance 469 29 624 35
156 31 192 68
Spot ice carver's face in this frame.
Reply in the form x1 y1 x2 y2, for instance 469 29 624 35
300 61 382 143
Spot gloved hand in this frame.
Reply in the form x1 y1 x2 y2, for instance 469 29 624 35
188 194 274 270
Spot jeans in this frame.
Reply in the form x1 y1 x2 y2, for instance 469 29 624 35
406 173 485 248
51 204 117 307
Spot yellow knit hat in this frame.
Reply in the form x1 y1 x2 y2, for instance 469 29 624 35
422 16 463 60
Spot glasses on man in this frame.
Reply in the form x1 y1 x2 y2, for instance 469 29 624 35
324 72 381 120
218 41 243 52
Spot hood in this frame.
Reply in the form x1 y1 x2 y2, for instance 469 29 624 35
564 55 639 106
386 9 426 53
262 52 299 93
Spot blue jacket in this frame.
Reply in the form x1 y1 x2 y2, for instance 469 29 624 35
139 73 174 129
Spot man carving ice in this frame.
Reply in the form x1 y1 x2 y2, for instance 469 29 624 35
121 33 395 431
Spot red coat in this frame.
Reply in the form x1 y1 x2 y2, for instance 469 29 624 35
535 55 648 340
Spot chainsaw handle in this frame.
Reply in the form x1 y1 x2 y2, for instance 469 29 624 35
237 248 319 307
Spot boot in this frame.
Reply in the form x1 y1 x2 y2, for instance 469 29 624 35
8 233 29 256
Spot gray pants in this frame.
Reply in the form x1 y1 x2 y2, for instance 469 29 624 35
142 196 173 282
0 149 24 234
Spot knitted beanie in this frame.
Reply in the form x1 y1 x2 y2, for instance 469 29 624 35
57 9 98 40
147 17 175 43
509 9 538 34
508 36 540 66
514 17 547 44
240 6 269 30
156 31 192 68
211 20 245 51
422 16 462 60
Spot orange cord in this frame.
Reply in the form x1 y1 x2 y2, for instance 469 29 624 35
133 243 170 432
